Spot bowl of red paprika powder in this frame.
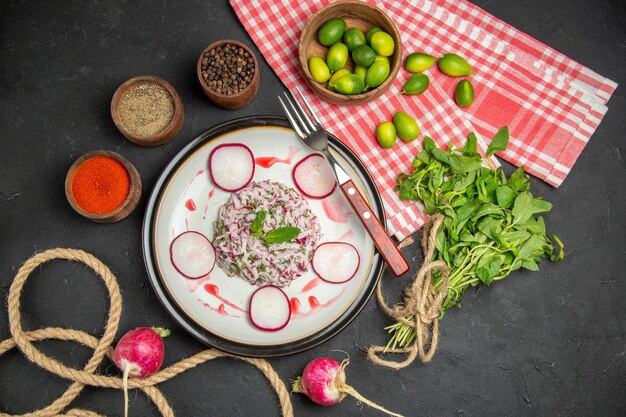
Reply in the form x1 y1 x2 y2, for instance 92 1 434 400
65 150 142 223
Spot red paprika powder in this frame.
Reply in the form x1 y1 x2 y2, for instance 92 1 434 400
71 156 130 214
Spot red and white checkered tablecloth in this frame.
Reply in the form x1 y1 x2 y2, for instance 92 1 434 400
230 0 617 240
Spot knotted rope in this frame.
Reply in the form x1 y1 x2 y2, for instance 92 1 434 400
0 248 294 417
368 214 449 368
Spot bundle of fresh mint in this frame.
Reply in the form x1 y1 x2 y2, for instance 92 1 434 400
386 128 564 350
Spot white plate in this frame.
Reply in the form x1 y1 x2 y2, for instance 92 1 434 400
143 117 385 356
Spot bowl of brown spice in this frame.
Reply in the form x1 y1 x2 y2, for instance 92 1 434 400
111 75 184 147
197 40 259 109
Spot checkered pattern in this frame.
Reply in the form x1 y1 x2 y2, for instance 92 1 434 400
230 0 617 240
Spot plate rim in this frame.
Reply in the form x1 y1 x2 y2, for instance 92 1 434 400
142 115 386 357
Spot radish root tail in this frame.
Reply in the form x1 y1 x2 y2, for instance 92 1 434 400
339 384 404 417
122 360 130 417
335 359 403 417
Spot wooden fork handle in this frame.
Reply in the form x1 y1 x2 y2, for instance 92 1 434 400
340 180 410 277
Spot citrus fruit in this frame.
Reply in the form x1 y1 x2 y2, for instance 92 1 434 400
326 42 349 72
365 60 390 88
370 31 395 57
343 28 366 51
404 52 435 73
374 55 389 65
353 65 367 81
308 56 330 83
365 26 382 44
454 79 475 107
334 74 365 95
318 18 347 46
352 45 376 67
376 121 397 148
393 112 420 142
438 53 472 77
401 73 429 95
328 68 351 91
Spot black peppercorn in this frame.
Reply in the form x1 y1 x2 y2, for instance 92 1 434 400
202 43 255 95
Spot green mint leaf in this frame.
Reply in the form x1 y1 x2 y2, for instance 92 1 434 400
453 170 477 191
548 234 565 261
462 133 479 156
473 202 504 222
431 148 451 164
521 259 539 271
517 234 546 261
507 166 530 191
523 216 547 235
476 254 502 286
531 198 553 214
511 191 533 225
495 185 517 208
423 136 436 152
262 227 301 244
448 154 482 174
250 210 267 235
486 126 510 156
502 229 531 247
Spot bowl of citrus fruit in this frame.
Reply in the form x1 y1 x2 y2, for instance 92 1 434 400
298 0 402 105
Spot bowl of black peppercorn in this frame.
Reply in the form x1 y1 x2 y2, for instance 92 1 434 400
197 40 260 110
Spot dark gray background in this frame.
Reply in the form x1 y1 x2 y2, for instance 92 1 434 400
1 0 624 416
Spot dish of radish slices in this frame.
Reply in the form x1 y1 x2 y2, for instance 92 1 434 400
143 117 385 356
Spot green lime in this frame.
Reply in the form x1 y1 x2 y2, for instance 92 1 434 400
370 31 395 57
365 60 390 89
326 42 349 72
454 79 475 107
365 26 382 44
318 18 347 46
374 55 389 65
308 56 330 83
402 73 429 95
351 45 376 68
334 74 365 95
353 65 367 81
328 68 351 91
393 111 420 142
404 52 435 73
343 28 366 51
376 121 397 148
438 53 472 77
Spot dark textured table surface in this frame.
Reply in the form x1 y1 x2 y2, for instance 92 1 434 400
1 1 624 416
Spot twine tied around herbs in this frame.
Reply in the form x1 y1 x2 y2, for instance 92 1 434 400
0 248 294 417
368 214 450 369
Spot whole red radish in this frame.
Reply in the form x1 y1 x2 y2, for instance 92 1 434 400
114 327 169 417
292 357 404 417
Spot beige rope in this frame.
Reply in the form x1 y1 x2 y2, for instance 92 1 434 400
368 215 449 368
0 248 294 417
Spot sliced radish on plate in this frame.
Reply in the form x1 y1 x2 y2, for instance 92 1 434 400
313 242 360 284
170 231 216 279
292 154 337 199
208 143 255 192
248 286 291 331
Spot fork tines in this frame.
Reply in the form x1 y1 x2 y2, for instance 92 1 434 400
278 88 323 138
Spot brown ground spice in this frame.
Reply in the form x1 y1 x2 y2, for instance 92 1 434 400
118 82 175 137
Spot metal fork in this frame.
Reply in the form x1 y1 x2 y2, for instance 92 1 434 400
279 88 409 277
